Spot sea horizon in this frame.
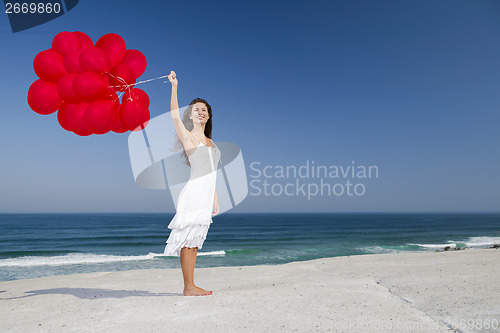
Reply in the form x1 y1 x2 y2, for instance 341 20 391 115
1 210 500 214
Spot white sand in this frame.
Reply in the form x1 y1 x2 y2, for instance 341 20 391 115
0 248 498 333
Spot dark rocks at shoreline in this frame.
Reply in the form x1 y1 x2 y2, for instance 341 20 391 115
434 244 500 252
435 246 469 252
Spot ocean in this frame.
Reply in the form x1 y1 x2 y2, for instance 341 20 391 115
0 213 499 281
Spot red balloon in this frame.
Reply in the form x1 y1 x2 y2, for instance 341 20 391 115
106 90 119 103
112 103 128 133
72 31 93 50
120 100 150 131
85 100 115 135
33 49 66 83
66 102 93 136
102 74 117 93
96 33 126 68
64 50 82 73
73 72 108 102
122 88 150 107
112 94 121 113
57 73 81 104
111 94 121 118
79 47 111 73
28 79 63 115
28 32 151 137
121 49 147 78
109 64 136 92
57 102 76 131
52 31 82 57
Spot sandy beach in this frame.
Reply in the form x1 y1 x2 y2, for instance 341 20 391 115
0 248 498 333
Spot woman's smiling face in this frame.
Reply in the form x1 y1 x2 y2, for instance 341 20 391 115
191 102 209 124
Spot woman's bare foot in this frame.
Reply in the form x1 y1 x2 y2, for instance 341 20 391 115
183 285 212 296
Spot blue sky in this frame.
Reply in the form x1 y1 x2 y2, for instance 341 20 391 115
0 0 499 213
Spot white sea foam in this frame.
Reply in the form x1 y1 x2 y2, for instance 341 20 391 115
154 250 225 257
408 236 500 249
463 236 500 247
358 246 408 254
407 241 457 249
0 250 226 267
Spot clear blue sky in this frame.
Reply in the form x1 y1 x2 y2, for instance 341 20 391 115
0 0 499 213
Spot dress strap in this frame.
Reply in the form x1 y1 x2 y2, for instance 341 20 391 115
192 133 218 149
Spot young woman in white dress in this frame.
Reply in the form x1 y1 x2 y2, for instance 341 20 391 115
166 70 219 296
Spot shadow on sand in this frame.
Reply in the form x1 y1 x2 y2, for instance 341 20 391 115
0 287 183 300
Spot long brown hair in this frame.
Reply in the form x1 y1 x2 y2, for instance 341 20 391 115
172 98 213 166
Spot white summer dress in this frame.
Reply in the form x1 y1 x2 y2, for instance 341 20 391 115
163 134 221 256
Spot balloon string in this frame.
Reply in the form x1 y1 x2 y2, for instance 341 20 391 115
106 73 170 103
106 72 128 101
107 73 170 90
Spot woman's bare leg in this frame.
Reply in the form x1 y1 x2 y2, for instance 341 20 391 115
180 246 212 296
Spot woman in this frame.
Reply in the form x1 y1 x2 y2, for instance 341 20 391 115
163 70 221 296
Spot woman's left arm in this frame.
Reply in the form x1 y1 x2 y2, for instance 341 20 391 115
212 189 219 216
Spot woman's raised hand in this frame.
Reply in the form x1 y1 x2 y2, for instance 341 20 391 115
168 70 178 87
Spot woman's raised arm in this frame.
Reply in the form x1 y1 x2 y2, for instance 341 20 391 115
168 71 190 144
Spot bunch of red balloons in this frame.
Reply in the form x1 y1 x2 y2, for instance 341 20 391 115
27 31 150 136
